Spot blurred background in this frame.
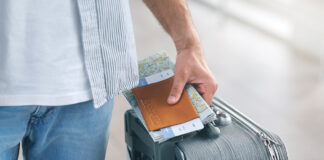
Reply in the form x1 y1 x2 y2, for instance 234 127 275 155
106 0 324 159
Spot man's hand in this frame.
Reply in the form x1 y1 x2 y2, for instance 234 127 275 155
143 0 218 105
167 41 217 105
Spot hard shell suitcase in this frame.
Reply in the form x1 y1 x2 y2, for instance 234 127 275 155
124 97 288 160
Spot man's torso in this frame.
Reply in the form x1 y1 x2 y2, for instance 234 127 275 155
0 0 92 106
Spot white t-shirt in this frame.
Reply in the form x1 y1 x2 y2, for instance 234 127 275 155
0 0 92 106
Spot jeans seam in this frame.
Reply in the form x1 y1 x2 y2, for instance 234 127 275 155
22 106 40 145
13 144 19 160
21 108 36 160
32 106 41 115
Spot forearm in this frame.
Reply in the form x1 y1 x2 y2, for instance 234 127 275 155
143 0 217 105
143 0 200 51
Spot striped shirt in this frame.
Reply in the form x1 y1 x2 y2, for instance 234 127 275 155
77 0 139 108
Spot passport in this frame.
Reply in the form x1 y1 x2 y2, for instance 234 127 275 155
132 77 200 131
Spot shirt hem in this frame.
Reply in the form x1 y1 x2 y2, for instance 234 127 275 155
0 90 93 106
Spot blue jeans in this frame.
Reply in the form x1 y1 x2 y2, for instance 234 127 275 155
0 99 114 160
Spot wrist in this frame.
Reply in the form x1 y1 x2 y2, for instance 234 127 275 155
173 31 201 53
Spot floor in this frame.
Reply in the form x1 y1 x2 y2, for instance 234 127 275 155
106 0 324 160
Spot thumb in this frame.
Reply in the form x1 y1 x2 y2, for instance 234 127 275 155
168 76 187 105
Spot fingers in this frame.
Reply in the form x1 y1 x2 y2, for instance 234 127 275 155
168 70 218 105
168 73 188 105
201 92 214 105
196 79 218 105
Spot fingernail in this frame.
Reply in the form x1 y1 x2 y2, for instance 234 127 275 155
168 96 176 103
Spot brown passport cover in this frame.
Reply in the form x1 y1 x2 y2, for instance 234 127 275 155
132 77 199 131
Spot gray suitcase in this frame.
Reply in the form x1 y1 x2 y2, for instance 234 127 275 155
124 97 288 160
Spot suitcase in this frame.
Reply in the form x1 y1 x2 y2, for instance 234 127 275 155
124 97 288 160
